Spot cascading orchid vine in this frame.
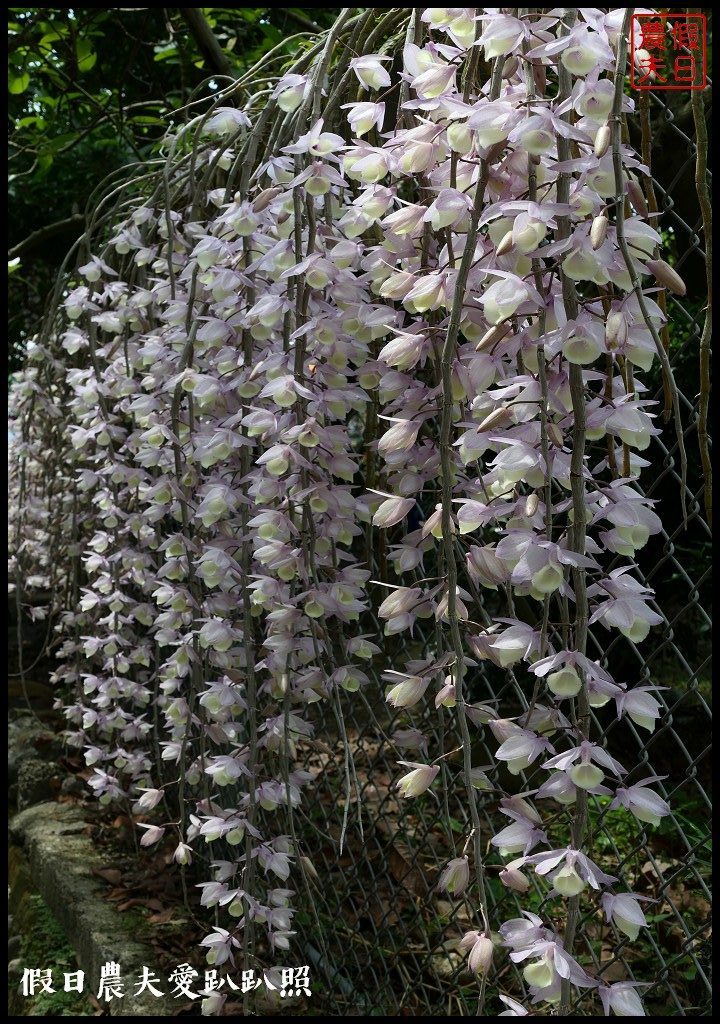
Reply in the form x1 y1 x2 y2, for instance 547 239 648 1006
9 5 691 1017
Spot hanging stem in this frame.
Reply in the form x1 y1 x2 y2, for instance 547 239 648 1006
609 9 688 525
438 52 504 1007
553 8 590 1014
690 43 712 528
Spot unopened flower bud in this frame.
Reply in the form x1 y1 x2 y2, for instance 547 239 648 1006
378 418 421 455
373 495 415 529
605 310 628 348
594 124 611 159
439 856 470 895
475 321 512 353
252 186 282 212
627 179 649 219
496 230 515 257
590 214 608 250
460 932 495 975
386 675 429 709
499 862 530 892
174 842 192 865
547 422 564 448
604 892 648 941
502 54 519 79
396 762 439 798
469 767 493 791
645 258 686 296
138 824 165 847
478 406 513 431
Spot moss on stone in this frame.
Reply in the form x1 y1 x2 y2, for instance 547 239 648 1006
11 893 94 1016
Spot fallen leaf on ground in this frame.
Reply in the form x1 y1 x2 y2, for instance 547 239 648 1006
148 908 175 924
116 896 163 912
91 867 123 886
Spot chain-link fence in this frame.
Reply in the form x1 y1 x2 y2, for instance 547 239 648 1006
284 84 712 1017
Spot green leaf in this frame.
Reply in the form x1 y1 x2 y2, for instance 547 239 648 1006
8 258 22 275
35 91 58 109
153 43 178 62
16 115 46 130
76 39 97 72
39 30 64 54
9 70 30 94
36 152 53 176
38 19 69 38
44 132 79 152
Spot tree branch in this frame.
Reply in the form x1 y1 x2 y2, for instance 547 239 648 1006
9 214 85 260
278 8 323 34
178 7 235 79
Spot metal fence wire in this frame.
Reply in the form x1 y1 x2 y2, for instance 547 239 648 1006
280 86 712 1016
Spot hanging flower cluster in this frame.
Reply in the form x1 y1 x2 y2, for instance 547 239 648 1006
9 6 686 1017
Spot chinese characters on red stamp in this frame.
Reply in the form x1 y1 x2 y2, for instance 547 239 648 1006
630 13 707 90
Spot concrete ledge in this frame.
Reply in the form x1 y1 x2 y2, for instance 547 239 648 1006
10 802 175 1016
